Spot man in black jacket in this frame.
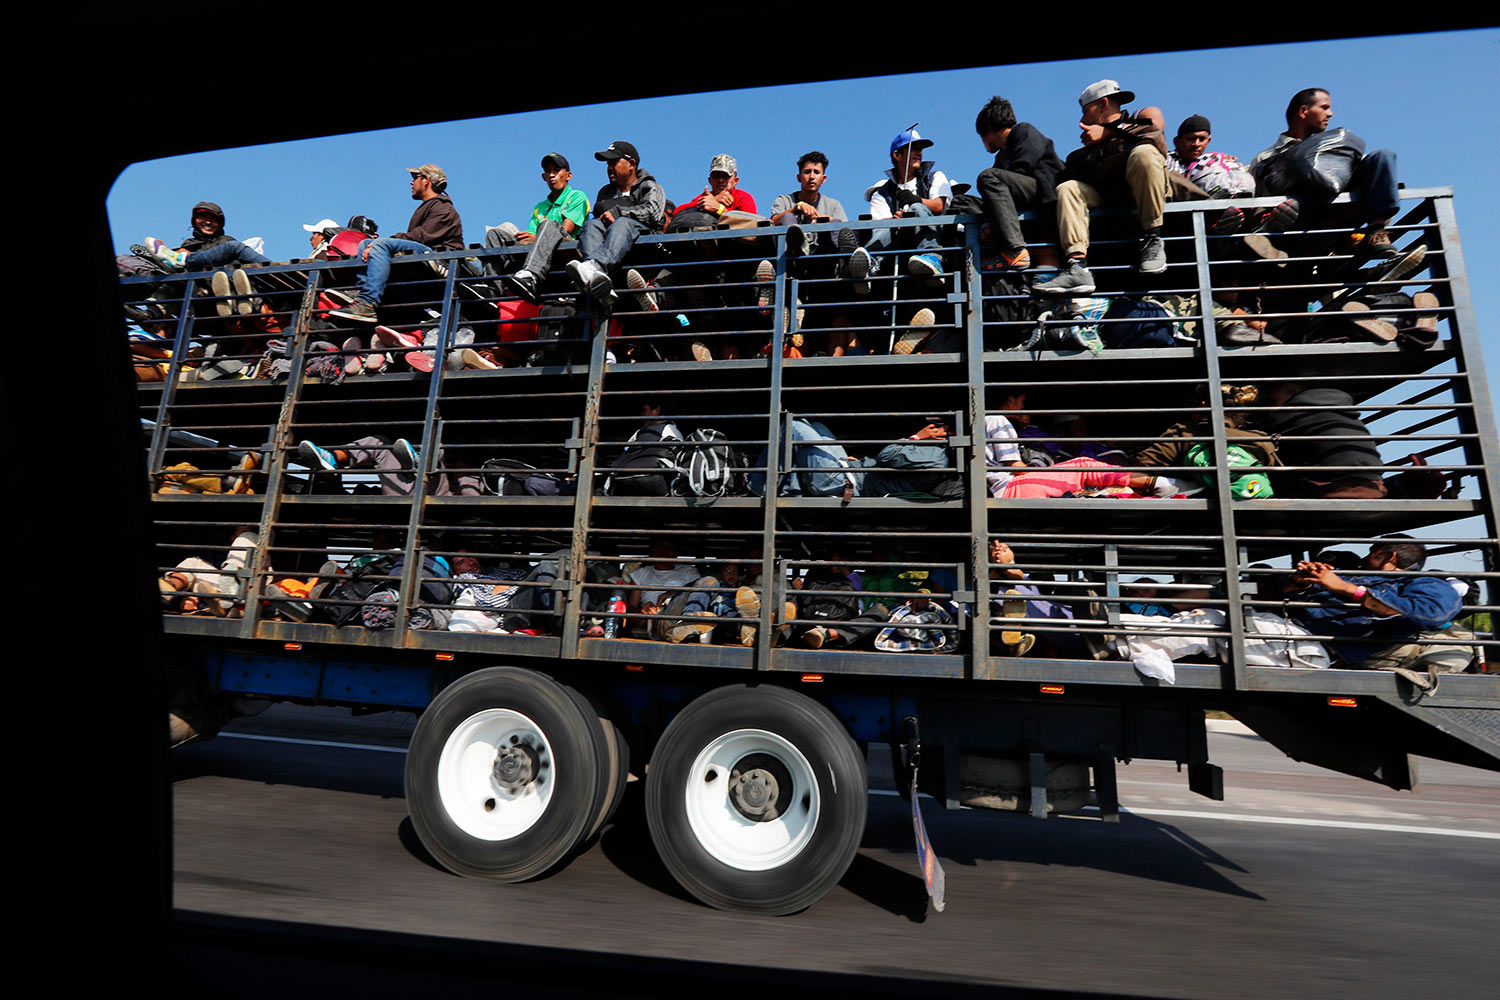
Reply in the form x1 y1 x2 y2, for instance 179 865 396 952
331 164 464 323
504 140 666 314
973 96 1063 271
143 200 271 271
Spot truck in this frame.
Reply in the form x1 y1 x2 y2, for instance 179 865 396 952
124 187 1500 914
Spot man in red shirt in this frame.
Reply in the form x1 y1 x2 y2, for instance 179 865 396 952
668 154 758 231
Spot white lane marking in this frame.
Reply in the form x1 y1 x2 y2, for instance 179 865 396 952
1098 805 1500 840
220 732 408 754
872 790 1498 839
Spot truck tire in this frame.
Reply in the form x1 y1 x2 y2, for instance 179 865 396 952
644 684 866 914
560 681 630 844
405 667 603 881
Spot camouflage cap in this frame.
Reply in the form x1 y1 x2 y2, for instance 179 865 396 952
709 153 738 176
407 164 448 191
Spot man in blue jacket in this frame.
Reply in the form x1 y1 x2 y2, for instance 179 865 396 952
1288 539 1462 667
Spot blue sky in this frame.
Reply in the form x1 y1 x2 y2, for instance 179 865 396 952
109 29 1499 391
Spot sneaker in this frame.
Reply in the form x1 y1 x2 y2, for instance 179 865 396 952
1362 228 1401 261
1410 291 1441 337
754 259 776 314
690 341 713 362
1006 633 1036 657
263 583 312 623
569 259 614 309
330 298 378 323
196 358 246 381
297 440 339 471
365 351 389 374
372 325 422 351
847 245 872 289
836 227 859 254
1210 206 1245 235
735 586 761 645
230 269 256 315
666 611 717 644
907 253 943 277
426 257 450 278
803 625 828 649
999 588 1029 647
1033 259 1095 295
1260 197 1300 233
501 269 541 304
1341 301 1398 342
460 347 499 370
210 270 234 318
321 287 355 308
404 347 436 372
1240 232 1287 261
228 450 260 494
341 336 364 376
1137 233 1167 274
999 245 1031 270
625 268 659 312
1219 323 1283 346
144 237 187 270
779 600 798 643
785 224 805 258
391 438 418 469
1367 244 1427 288
893 309 936 355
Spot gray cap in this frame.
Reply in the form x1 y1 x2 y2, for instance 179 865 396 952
1078 79 1135 108
709 153 737 176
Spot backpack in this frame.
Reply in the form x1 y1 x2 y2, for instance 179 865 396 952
604 422 684 496
800 578 861 623
1102 297 1177 349
672 428 746 499
1185 443 1275 499
319 554 399 626
1025 298 1108 353
481 457 567 497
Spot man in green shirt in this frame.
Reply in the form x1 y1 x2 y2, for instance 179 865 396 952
483 152 591 274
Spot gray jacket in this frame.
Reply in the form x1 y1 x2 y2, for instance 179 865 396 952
592 171 666 230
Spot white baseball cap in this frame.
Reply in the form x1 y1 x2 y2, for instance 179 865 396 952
302 218 339 233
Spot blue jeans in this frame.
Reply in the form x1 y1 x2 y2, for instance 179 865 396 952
578 216 647 270
865 201 939 255
1353 148 1399 223
184 240 270 270
355 237 435 305
747 419 859 497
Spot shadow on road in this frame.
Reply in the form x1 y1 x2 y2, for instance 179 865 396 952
862 797 1264 900
838 853 930 922
171 738 405 798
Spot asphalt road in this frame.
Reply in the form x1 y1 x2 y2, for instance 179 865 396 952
171 705 1500 998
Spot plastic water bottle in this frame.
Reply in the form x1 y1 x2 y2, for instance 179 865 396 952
603 591 626 638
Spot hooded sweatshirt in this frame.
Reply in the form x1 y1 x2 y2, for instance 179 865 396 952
179 201 236 253
592 171 666 231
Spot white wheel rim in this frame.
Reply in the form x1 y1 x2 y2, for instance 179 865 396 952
436 709 555 841
684 728 819 871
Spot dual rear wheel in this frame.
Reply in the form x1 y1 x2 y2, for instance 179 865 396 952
405 671 864 913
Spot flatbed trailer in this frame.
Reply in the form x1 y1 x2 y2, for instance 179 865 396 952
123 188 1500 913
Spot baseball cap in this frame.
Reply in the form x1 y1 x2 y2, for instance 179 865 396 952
1078 80 1135 107
302 218 339 233
541 152 570 170
709 153 737 176
889 128 934 157
595 140 639 162
407 164 448 190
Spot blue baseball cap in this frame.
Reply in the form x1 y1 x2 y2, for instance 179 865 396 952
889 128 934 157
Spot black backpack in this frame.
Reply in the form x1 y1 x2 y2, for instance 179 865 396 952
672 428 747 499
482 457 567 496
604 423 683 496
318 554 399 626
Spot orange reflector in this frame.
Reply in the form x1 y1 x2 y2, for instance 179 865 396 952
282 643 302 651
1040 684 1065 695
435 653 454 661
800 674 825 683
625 665 645 673
1328 696 1358 708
